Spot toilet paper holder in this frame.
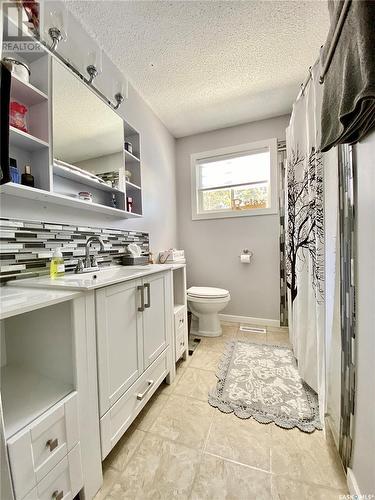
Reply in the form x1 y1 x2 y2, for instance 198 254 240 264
239 249 253 262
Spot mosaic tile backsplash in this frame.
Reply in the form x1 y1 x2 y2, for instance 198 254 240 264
0 218 149 283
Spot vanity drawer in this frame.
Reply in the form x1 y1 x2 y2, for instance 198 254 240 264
8 392 79 500
100 349 169 459
22 443 83 500
174 307 186 333
175 331 187 359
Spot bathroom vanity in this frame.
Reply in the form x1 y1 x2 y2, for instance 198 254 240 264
1 264 187 499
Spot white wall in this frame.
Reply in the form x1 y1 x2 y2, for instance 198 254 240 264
350 130 375 496
175 115 290 321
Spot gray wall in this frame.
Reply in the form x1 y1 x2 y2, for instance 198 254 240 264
176 115 290 321
351 130 375 495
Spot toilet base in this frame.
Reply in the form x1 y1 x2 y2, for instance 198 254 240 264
190 315 222 338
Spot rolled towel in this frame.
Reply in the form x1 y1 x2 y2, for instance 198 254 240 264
320 0 375 152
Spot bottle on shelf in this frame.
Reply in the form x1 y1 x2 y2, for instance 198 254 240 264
9 158 20 183
111 193 117 208
50 248 65 279
126 196 133 212
21 165 34 187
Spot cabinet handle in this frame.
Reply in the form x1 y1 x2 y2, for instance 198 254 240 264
46 438 59 452
137 285 145 312
52 491 63 500
144 282 151 308
137 379 154 400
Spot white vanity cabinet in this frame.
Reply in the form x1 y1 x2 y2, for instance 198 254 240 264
142 272 169 368
95 271 173 459
96 279 144 416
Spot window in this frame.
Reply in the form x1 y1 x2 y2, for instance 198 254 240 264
191 139 278 220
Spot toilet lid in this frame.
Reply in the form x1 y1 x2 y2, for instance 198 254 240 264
187 286 229 298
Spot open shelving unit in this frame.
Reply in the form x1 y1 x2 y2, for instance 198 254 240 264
1 364 73 440
2 14 143 219
124 123 143 215
0 300 76 440
0 182 142 219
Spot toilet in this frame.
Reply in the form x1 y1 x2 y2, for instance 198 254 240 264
187 286 230 337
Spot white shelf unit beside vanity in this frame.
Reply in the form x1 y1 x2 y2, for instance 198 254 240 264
171 266 189 362
1 20 144 219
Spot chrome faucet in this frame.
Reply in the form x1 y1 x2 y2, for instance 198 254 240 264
75 236 105 273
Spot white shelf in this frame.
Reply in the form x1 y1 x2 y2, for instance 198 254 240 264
0 183 142 219
53 163 125 196
126 180 141 190
11 74 48 106
124 149 140 163
1 364 73 439
10 126 49 152
174 304 186 314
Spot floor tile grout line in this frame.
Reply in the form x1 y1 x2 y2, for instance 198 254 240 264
186 421 214 500
202 421 213 454
204 451 272 475
143 427 212 454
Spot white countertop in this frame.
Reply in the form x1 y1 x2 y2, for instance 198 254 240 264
0 286 82 320
1 264 185 317
7 263 185 292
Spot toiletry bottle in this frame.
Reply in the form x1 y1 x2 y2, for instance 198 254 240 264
50 248 65 278
21 165 34 187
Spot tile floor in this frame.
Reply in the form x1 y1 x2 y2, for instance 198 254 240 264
95 322 348 500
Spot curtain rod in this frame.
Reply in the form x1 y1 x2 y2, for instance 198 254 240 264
298 0 351 97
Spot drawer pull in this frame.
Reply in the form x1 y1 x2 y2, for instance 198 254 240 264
137 285 145 312
46 438 59 452
137 380 154 401
144 282 151 308
52 490 63 500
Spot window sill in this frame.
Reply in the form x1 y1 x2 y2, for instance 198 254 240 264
192 207 278 220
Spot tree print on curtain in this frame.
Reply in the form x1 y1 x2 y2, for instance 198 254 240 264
286 147 324 303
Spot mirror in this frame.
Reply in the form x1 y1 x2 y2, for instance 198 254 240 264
52 58 125 192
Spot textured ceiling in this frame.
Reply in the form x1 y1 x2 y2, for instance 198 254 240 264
66 0 329 138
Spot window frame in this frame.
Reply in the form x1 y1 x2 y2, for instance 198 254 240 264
190 138 279 220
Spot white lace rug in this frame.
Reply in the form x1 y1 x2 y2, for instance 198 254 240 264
208 340 322 433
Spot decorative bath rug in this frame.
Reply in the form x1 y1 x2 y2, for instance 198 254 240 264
208 340 322 433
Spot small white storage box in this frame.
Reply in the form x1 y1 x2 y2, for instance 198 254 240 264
159 249 185 263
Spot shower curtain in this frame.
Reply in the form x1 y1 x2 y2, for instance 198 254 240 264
286 63 326 422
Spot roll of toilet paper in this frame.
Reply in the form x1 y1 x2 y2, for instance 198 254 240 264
240 253 251 263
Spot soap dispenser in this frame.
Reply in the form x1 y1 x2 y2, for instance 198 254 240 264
50 248 65 279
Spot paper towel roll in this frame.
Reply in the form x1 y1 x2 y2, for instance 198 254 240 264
240 253 251 263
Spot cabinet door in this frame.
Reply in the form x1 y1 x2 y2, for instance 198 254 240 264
96 279 143 416
142 273 170 368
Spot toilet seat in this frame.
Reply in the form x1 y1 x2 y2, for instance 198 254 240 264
187 286 229 299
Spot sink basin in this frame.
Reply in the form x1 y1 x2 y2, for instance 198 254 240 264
61 268 130 281
8 264 169 291
9 267 147 291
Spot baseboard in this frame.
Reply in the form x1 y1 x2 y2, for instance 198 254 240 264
347 468 361 497
218 314 280 328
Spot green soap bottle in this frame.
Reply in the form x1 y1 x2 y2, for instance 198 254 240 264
50 248 65 278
